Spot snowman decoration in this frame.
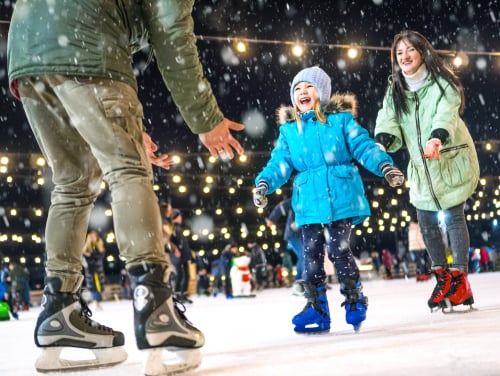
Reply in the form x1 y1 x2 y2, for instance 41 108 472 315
230 251 255 298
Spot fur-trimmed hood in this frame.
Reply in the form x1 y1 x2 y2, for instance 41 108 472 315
276 93 358 125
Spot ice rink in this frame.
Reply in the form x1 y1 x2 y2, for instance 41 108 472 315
1 272 500 376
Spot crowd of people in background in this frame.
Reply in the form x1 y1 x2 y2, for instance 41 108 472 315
1 229 498 318
0 260 31 320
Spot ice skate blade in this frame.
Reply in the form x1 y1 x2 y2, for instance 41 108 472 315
442 304 477 314
143 348 201 376
352 323 362 332
294 324 330 335
35 346 127 373
294 330 330 335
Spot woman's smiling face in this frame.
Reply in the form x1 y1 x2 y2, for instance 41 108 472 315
293 81 319 112
396 39 423 75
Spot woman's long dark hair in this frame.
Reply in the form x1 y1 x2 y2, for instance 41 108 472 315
389 30 465 120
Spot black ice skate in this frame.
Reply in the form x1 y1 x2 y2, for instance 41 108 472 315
34 276 127 373
129 264 204 376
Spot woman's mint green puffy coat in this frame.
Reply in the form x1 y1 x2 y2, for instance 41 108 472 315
375 75 479 211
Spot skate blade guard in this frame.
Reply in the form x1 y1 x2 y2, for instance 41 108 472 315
35 346 127 373
143 347 201 376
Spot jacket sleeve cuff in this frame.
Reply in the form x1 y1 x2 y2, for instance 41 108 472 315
429 128 449 144
10 80 20 100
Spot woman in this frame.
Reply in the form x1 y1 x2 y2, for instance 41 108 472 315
375 31 479 311
253 66 404 333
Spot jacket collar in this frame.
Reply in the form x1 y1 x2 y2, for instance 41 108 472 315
277 93 358 125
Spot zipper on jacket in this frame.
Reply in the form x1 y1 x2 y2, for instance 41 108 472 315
414 93 442 210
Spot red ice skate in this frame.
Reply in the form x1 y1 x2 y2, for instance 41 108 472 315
442 270 474 310
427 268 451 311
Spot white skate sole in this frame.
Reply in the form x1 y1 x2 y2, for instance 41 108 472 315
143 348 201 376
35 346 127 373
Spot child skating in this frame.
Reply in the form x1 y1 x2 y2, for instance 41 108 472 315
253 66 405 333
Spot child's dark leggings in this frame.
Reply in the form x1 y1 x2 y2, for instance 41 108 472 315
301 219 360 286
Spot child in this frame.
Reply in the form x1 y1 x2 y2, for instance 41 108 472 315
253 66 404 333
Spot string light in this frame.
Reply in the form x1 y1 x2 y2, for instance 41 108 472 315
195 35 500 59
347 46 360 59
291 43 305 57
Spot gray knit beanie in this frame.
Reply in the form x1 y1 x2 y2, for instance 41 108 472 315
290 66 332 106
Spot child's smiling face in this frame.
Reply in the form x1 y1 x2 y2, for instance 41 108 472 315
293 81 319 112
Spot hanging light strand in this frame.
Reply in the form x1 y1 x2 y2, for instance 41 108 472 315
195 34 500 57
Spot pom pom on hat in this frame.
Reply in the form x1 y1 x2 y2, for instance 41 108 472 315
290 66 332 106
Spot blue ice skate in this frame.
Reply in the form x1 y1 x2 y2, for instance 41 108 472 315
340 280 368 332
292 283 330 334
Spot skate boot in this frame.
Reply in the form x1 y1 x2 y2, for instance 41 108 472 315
34 276 127 372
340 279 368 332
291 279 305 297
129 264 204 376
427 267 451 311
292 282 330 334
442 269 474 311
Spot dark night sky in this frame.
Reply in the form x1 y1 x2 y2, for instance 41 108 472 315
0 1 499 271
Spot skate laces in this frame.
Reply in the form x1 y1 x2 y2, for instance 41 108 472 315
78 296 113 333
447 272 463 295
430 270 450 301
173 296 194 327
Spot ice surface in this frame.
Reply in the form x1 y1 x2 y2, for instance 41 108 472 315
1 272 500 376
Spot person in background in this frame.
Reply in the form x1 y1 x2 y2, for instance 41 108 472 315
375 30 479 312
408 219 431 281
266 198 305 296
247 240 268 291
120 266 133 300
479 247 490 272
170 209 193 304
82 231 107 310
220 243 239 299
394 240 409 279
8 261 31 311
370 250 382 277
195 251 211 297
253 66 404 334
7 1 244 372
381 249 395 280
0 262 18 320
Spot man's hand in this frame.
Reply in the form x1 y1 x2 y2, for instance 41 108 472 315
198 118 245 159
143 132 177 170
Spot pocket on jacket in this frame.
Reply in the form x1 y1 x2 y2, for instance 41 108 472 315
292 172 309 217
101 97 144 119
439 144 471 187
332 164 356 199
